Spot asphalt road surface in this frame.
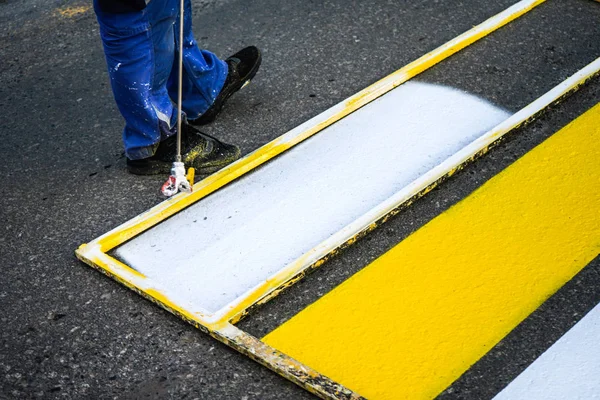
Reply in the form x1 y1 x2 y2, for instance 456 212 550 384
1 0 599 398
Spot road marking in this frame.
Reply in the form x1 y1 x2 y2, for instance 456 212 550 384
493 301 600 400
75 1 598 395
114 82 509 314
263 104 600 399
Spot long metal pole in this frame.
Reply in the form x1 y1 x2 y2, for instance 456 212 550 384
176 0 184 162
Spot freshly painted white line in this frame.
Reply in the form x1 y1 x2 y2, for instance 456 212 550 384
494 302 600 400
114 82 509 313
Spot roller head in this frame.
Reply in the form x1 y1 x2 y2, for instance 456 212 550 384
161 161 193 197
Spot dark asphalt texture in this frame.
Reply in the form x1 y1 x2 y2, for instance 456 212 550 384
1 0 599 399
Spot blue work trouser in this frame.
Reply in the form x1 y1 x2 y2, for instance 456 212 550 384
94 0 228 159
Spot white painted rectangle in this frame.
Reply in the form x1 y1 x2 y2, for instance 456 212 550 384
493 302 600 400
114 81 509 314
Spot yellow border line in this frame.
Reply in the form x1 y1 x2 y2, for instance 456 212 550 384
75 247 364 399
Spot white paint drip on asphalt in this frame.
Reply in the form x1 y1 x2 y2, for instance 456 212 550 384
493 302 600 400
114 81 510 313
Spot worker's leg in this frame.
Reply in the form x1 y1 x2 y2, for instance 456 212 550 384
93 0 226 160
167 0 229 120
94 0 240 174
94 0 172 159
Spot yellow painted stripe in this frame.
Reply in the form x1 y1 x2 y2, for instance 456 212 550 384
263 104 600 399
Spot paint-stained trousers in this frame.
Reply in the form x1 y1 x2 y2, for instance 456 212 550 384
93 0 228 159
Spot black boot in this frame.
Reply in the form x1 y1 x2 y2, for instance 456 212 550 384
190 46 262 126
126 121 241 175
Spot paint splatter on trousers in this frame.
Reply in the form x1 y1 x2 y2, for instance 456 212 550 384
93 0 228 159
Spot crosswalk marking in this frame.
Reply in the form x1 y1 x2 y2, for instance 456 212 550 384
263 104 600 399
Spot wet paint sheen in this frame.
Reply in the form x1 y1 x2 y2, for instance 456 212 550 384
263 104 600 399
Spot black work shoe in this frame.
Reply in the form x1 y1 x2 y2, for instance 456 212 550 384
191 46 262 126
126 122 241 176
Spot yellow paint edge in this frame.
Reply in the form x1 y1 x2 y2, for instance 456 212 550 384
75 246 363 399
76 245 216 325
88 0 546 254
